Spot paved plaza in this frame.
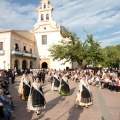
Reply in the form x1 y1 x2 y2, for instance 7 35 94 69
9 75 120 120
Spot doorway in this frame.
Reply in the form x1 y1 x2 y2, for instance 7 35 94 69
42 62 48 69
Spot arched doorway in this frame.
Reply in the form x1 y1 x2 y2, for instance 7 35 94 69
30 61 33 69
14 59 19 70
42 62 48 69
22 60 27 70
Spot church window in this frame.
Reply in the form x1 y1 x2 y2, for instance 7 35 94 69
46 14 49 20
42 35 47 45
41 14 44 21
44 4 46 9
0 42 3 50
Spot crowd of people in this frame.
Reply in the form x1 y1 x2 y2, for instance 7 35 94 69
57 68 120 93
1 67 120 119
0 69 16 120
87 69 120 92
17 68 93 116
18 68 120 113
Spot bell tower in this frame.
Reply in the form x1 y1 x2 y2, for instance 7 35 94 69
37 0 53 22
33 0 58 30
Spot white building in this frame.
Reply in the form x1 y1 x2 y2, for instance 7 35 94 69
0 30 36 70
0 0 77 71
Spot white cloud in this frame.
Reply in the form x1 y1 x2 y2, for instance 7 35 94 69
0 0 37 30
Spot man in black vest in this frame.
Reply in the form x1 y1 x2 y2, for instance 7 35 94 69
37 70 42 82
41 70 46 84
11 69 15 84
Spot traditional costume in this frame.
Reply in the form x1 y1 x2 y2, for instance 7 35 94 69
59 76 70 96
27 81 46 114
75 77 92 107
18 74 31 101
51 74 60 91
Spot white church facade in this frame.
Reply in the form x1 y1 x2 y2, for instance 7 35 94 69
0 0 78 71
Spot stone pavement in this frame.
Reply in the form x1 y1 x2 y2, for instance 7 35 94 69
9 75 120 120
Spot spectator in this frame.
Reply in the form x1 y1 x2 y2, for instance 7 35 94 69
114 78 120 92
10 69 16 84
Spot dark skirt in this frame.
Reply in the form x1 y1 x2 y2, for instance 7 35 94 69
115 86 120 92
59 79 70 96
32 87 45 108
0 106 4 118
54 77 60 87
81 85 92 103
23 82 31 101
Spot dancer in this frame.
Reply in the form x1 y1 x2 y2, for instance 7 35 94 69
27 77 46 115
51 73 60 91
59 74 70 96
75 74 92 108
18 74 31 101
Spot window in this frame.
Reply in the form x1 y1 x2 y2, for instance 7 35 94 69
0 42 3 50
30 48 32 54
41 14 44 21
15 43 19 51
23 46 26 52
42 35 47 45
46 14 49 20
44 4 46 9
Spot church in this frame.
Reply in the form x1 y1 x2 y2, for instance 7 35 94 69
0 0 78 70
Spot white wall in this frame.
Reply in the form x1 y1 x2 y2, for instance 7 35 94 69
34 30 72 70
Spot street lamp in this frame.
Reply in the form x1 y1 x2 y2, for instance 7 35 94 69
7 64 9 70
3 61 6 70
39 56 41 68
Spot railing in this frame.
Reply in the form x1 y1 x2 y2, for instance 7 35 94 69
12 50 37 59
12 50 23 55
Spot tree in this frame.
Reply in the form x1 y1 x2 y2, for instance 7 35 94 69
84 34 104 67
102 45 120 68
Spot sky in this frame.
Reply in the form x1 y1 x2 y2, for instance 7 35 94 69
0 0 120 48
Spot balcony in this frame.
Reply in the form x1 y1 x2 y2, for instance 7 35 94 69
23 53 37 59
12 50 37 59
12 50 23 56
0 50 4 55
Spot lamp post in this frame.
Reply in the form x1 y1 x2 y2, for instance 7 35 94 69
39 56 41 69
7 64 9 70
3 61 6 70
